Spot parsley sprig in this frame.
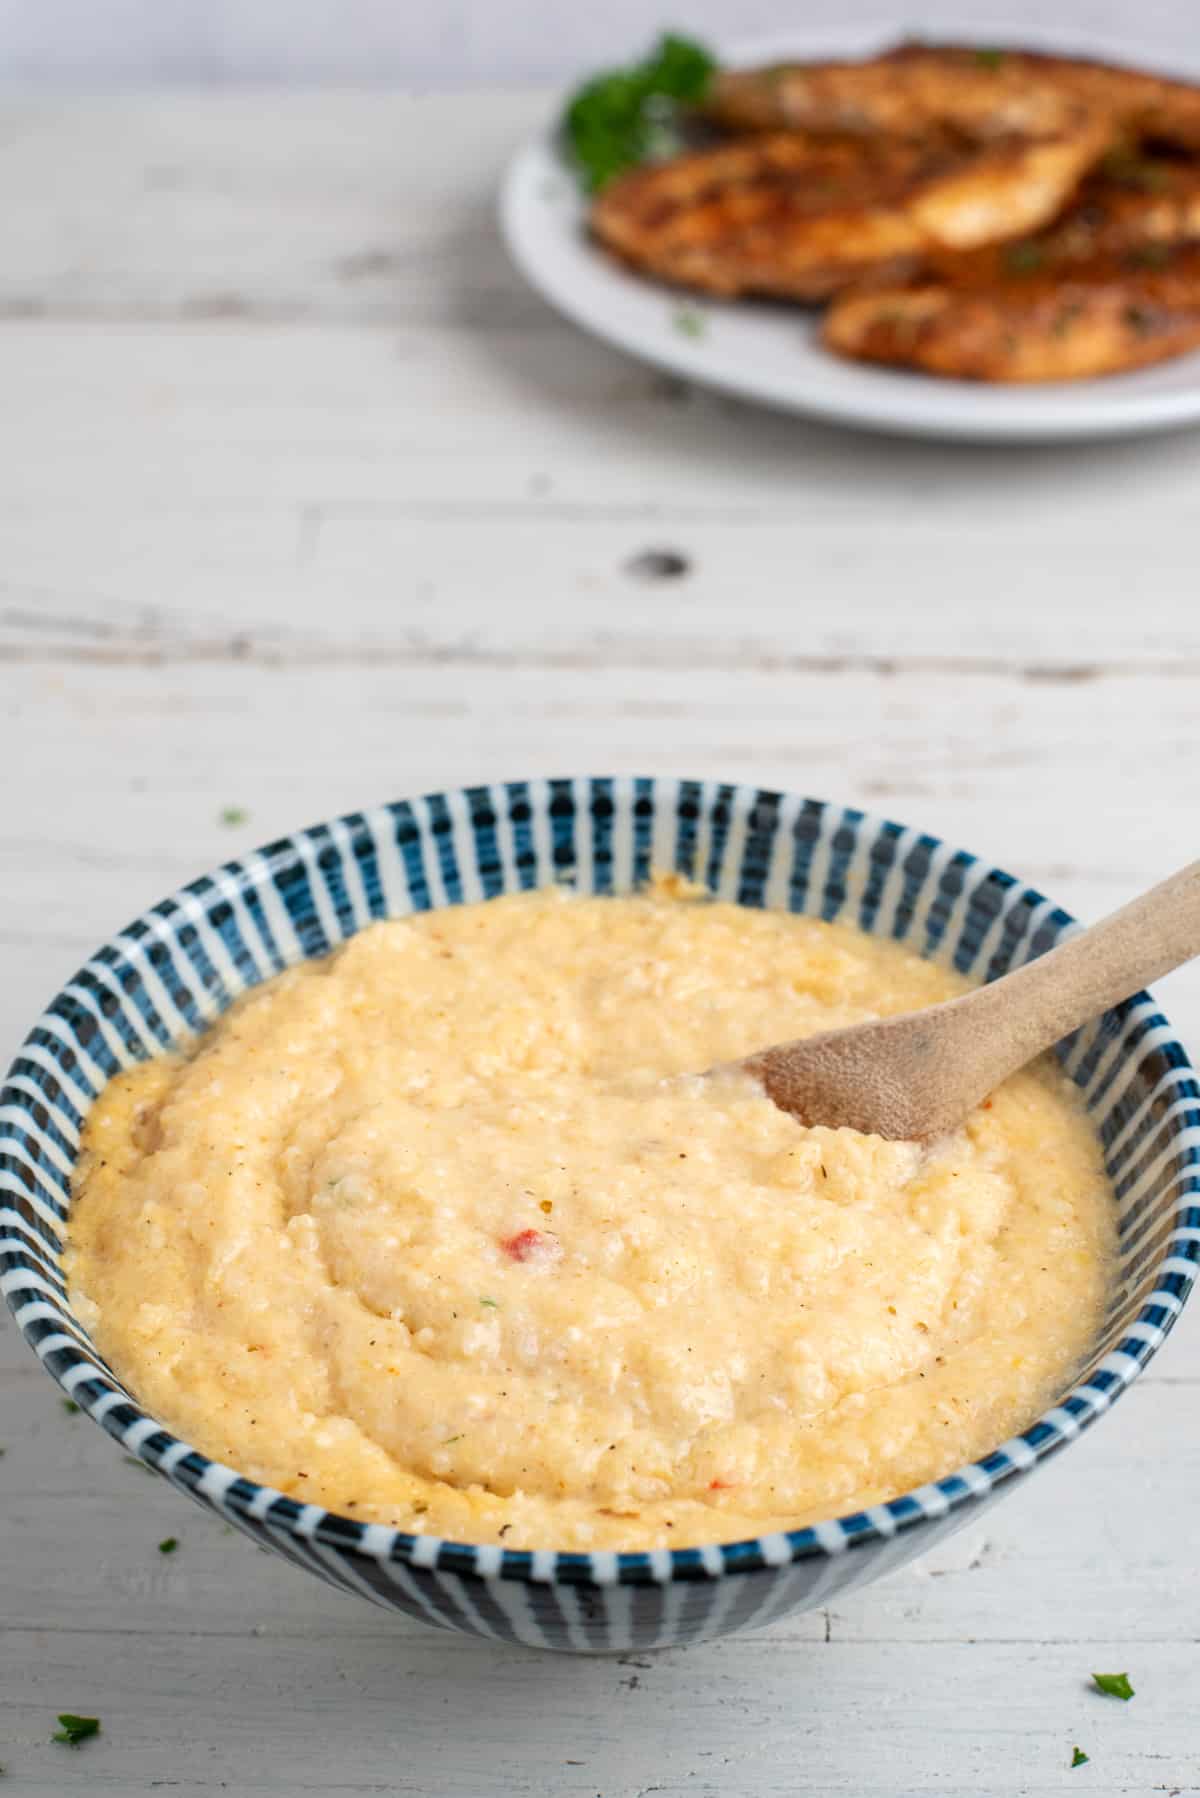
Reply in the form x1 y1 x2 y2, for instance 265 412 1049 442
563 33 715 192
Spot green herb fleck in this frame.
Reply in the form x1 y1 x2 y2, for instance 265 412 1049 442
1092 1671 1134 1701
219 805 249 828
61 1399 80 1415
1101 149 1168 191
1051 300 1085 338
974 47 1006 69
1127 241 1171 269
158 1536 179 1555
52 1715 101 1748
1003 240 1044 274
673 306 706 338
1123 303 1158 338
124 1455 156 1475
479 1297 500 1308
563 33 715 192
443 1434 463 1445
1071 1746 1089 1767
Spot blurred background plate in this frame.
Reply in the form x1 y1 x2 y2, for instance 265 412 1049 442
500 20 1200 443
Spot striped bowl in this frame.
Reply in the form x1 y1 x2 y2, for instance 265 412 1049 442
3 779 1198 1653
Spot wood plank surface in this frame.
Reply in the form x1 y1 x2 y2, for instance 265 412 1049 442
0 89 1197 1797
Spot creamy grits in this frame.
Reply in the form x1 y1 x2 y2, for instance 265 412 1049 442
67 885 1114 1549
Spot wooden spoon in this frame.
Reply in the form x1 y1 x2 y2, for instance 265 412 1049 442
737 859 1200 1141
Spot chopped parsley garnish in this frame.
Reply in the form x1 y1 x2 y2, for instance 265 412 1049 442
52 1714 101 1748
673 306 707 338
1051 301 1085 338
1101 149 1168 192
563 33 716 192
1123 303 1158 338
1127 241 1171 269
61 1399 80 1415
1003 240 1044 274
219 805 249 828
1092 1671 1134 1700
1071 1746 1089 1767
479 1296 500 1308
974 48 1006 69
443 1434 463 1445
158 1536 179 1555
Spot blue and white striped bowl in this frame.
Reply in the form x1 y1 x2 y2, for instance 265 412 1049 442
3 779 1198 1652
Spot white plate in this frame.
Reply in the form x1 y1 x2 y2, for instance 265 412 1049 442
499 21 1200 443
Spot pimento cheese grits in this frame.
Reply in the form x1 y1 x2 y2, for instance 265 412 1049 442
67 885 1114 1549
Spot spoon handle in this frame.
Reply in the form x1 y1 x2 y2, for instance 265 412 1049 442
742 858 1200 1143
965 857 1200 1069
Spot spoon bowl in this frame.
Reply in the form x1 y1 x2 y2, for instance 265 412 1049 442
741 859 1200 1139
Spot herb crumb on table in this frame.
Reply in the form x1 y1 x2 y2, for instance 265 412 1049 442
52 1715 101 1748
1092 1672 1135 1700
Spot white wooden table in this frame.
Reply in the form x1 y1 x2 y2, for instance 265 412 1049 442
2 91 1199 1797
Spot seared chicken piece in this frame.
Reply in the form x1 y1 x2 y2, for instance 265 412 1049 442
823 239 1200 382
891 44 1200 154
877 152 1200 283
591 122 1109 301
1029 150 1200 261
708 42 1200 153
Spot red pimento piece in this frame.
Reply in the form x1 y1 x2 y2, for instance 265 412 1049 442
500 1228 560 1264
708 1478 734 1491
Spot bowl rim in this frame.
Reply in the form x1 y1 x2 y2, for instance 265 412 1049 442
4 776 1199 1589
